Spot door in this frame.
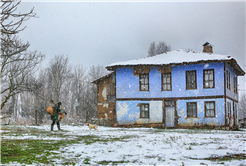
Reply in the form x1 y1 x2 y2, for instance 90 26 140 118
165 106 175 127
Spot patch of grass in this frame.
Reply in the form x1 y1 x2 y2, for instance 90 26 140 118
96 160 130 165
1 125 138 165
83 157 91 164
205 153 246 161
82 135 137 145
190 153 246 162
1 139 63 164
185 146 192 150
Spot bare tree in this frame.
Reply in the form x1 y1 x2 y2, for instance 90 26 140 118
1 1 36 54
148 41 171 57
70 65 87 119
148 42 156 57
239 92 246 119
47 55 72 105
1 1 44 110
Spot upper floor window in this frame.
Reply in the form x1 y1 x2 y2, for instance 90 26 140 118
162 73 172 91
139 74 149 91
186 70 197 90
205 101 215 117
140 103 149 118
226 70 231 90
234 76 238 94
187 102 197 118
203 69 214 88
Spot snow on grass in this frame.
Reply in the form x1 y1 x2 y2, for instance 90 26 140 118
2 125 246 165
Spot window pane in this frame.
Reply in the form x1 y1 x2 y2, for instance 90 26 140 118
144 106 148 111
211 110 214 116
209 73 213 80
145 78 148 84
205 102 215 117
188 111 192 117
209 81 213 88
187 71 196 89
140 104 149 118
167 77 170 83
192 109 196 117
210 102 214 109
204 70 214 88
163 77 166 83
141 85 144 91
145 111 148 118
187 103 196 117
205 74 208 80
141 111 145 117
163 84 166 90
205 82 209 88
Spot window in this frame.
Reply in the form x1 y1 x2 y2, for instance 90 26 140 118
187 102 197 118
186 70 197 89
162 73 172 91
203 69 214 88
140 103 149 118
226 70 231 90
139 74 149 91
165 100 175 106
234 76 237 94
205 101 215 117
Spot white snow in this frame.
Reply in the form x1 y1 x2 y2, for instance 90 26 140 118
2 125 245 165
107 49 232 67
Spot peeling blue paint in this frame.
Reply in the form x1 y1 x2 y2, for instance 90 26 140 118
117 101 162 125
115 62 239 127
177 98 225 126
116 63 225 99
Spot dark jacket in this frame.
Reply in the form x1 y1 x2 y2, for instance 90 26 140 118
51 103 62 122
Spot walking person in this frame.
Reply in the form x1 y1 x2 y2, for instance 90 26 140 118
51 102 66 131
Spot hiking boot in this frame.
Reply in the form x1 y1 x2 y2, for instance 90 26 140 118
57 124 61 130
51 124 54 131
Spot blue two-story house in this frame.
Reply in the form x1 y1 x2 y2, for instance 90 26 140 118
96 43 245 128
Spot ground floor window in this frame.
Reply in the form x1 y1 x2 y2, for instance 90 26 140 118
187 102 197 118
140 103 149 118
205 101 215 117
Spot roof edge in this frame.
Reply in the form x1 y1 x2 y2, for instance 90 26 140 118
92 72 115 84
106 59 245 76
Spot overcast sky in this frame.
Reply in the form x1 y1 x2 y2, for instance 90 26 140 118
17 1 245 90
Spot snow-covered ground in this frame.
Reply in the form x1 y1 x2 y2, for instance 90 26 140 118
2 125 246 165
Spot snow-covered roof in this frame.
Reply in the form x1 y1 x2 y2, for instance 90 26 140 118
106 49 245 76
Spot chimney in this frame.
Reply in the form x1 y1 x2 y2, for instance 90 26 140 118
203 42 213 53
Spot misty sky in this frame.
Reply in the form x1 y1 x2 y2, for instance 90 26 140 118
17 1 245 90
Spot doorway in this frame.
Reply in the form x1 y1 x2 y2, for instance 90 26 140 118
163 100 176 128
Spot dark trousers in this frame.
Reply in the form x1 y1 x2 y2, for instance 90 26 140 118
51 120 60 126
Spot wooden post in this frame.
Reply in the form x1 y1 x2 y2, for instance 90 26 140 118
35 110 37 125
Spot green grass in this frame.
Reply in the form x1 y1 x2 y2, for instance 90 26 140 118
1 125 245 165
1 125 137 165
189 153 246 162
1 139 62 164
96 160 130 165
